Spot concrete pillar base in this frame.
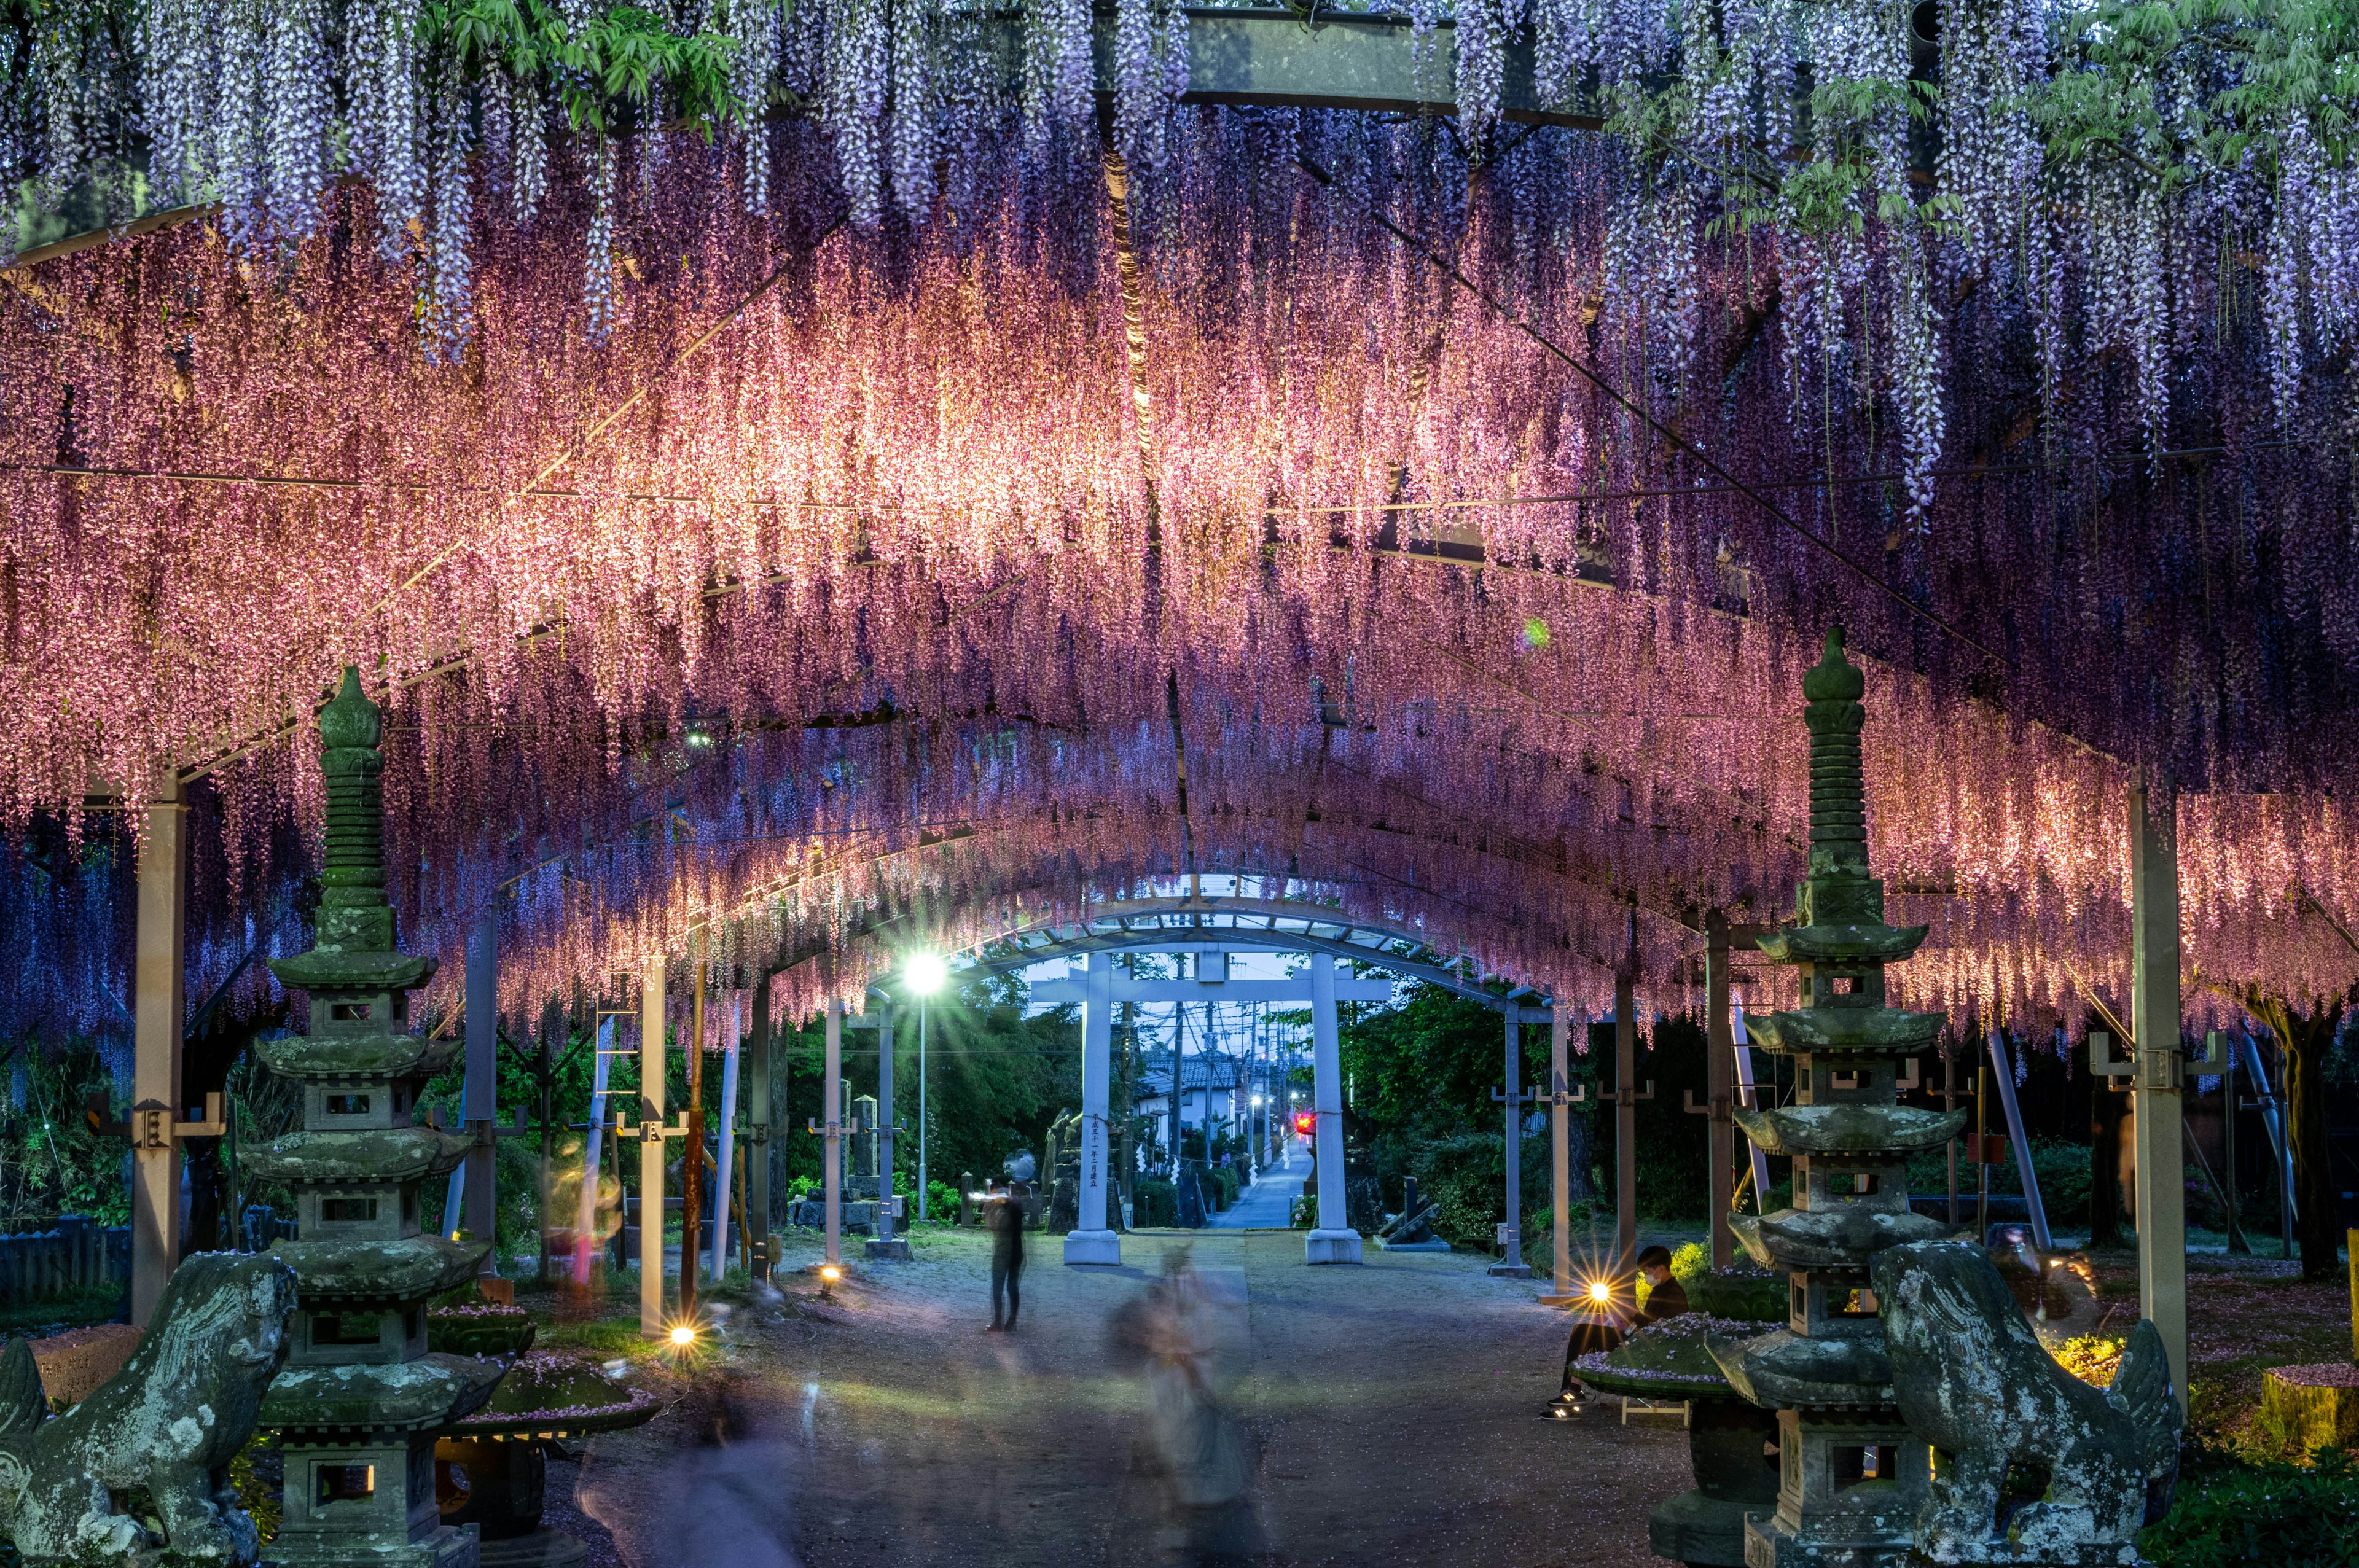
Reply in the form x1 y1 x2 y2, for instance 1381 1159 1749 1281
863 1238 912 1262
1063 1229 1122 1266
1305 1230 1363 1265
1487 1262 1535 1278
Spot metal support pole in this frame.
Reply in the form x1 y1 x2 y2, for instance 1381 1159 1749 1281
573 1015 614 1287
824 995 844 1270
2131 782 2189 1414
1305 953 1360 1263
130 778 187 1328
917 998 928 1222
2220 1033 2245 1255
1066 951 1121 1264
1705 910 1735 1272
463 907 498 1276
712 993 740 1282
638 956 667 1338
748 974 773 1282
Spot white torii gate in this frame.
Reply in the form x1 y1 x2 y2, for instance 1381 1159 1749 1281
1030 948 1395 1266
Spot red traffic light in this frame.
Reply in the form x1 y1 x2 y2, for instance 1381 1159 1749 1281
1293 1111 1315 1137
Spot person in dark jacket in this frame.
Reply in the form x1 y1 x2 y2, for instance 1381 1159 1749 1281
1554 1246 1691 1410
986 1181 1026 1330
1632 1244 1689 1323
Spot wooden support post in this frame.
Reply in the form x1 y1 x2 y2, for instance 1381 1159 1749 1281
1549 1008 1576 1299
1489 1015 1532 1277
2131 781 2189 1416
1616 963 1638 1273
748 973 772 1283
131 778 187 1328
1944 1045 1960 1227
638 956 667 1338
682 943 705 1319
824 995 844 1270
462 908 498 1276
1705 911 1735 1273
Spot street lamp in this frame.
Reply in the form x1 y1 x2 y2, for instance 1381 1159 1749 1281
904 951 949 1220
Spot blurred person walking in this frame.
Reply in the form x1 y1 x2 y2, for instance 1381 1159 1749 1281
986 1181 1025 1331
1108 1252 1264 1567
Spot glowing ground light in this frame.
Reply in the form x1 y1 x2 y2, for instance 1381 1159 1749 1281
820 1265 842 1284
1588 1279 1612 1304
670 1325 697 1346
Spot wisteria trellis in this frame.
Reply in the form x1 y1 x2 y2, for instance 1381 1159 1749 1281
0 0 2355 1055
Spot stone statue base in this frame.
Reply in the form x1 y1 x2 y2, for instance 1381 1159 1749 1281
1062 1230 1121 1266
265 1521 480 1568
1647 1486 1747 1567
1487 1260 1534 1277
863 1237 911 1262
477 1529 589 1567
1304 1230 1363 1265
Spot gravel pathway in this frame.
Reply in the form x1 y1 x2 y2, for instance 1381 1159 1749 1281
559 1227 1691 1567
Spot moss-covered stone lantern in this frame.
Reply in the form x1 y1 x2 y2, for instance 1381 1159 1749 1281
1708 630 1966 1567
251 666 503 1568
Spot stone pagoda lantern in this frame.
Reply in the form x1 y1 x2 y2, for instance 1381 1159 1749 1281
1710 630 1966 1567
251 667 504 1568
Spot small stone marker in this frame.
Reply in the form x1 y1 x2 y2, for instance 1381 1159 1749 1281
26 1324 142 1408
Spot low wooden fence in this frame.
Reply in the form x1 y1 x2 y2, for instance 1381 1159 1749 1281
0 1216 130 1304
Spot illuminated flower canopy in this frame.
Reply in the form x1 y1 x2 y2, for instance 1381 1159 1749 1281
1 1 2354 1047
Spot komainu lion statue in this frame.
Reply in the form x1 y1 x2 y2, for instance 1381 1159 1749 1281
0 1252 295 1566
1872 1241 2180 1566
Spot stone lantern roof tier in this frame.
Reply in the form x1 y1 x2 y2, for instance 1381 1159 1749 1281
1743 1008 1946 1054
1753 922 1929 965
266 1234 487 1305
245 1126 474 1186
260 1352 504 1435
1730 1208 1955 1273
253 1031 461 1085
1707 1327 1894 1407
1732 1103 1968 1157
267 950 436 993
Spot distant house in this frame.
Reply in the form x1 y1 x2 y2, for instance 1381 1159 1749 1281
1133 1050 1252 1145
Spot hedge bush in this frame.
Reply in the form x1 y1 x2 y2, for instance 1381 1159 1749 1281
1132 1179 1178 1228
2140 1446 2359 1567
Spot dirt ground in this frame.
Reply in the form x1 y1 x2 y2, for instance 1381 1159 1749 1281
541 1227 1692 1568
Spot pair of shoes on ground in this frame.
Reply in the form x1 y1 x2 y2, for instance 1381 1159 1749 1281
986 1322 1019 1332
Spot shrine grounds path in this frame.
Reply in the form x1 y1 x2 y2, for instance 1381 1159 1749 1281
549 1226 1689 1567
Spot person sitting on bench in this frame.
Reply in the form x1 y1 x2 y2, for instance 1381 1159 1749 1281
1554 1246 1688 1409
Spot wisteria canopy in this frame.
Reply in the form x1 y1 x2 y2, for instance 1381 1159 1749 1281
1 0 2355 1051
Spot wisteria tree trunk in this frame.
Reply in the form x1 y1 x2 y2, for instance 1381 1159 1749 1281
2088 1080 2127 1250
2244 989 2354 1282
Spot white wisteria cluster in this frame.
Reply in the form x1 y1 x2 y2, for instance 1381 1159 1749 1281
1 0 2355 467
